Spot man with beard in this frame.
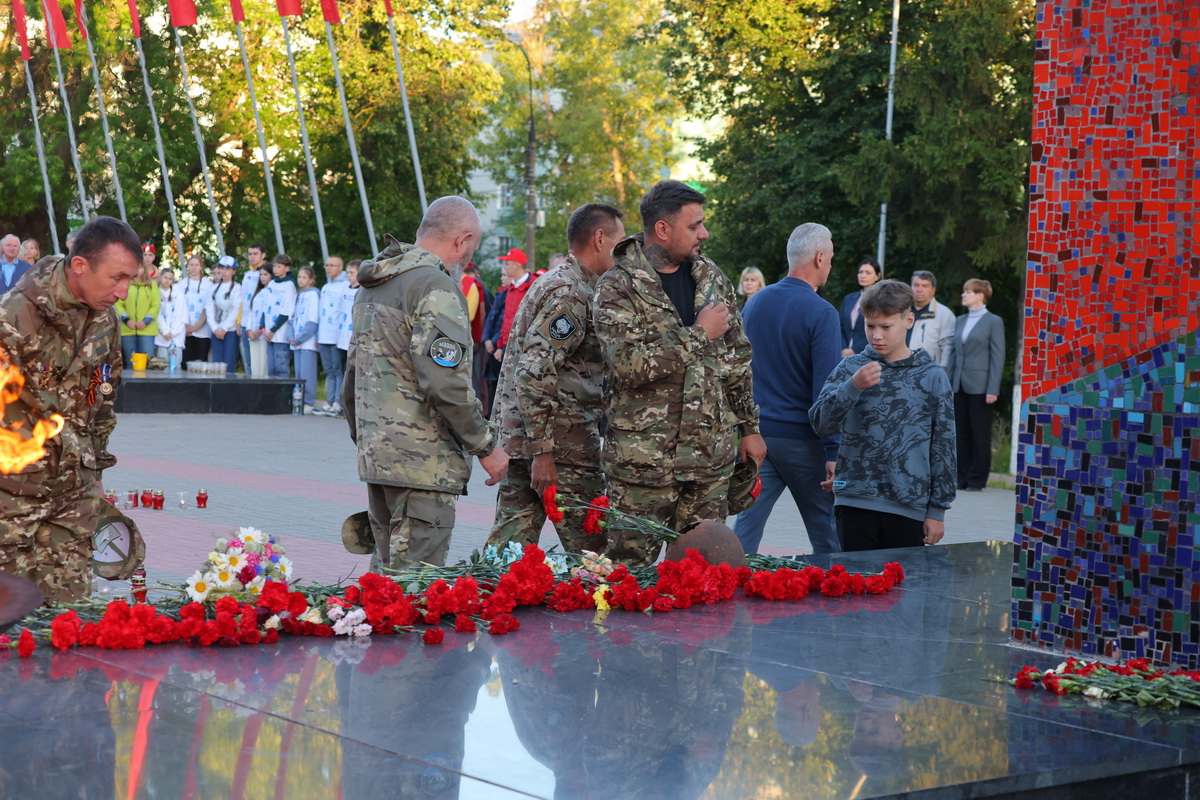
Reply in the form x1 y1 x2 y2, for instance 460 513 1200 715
342 196 509 569
593 180 764 564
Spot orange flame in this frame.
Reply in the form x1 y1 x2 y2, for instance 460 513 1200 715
0 347 65 475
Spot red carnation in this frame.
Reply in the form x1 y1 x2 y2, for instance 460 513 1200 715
258 581 290 614
583 495 610 537
454 615 477 633
50 611 81 650
237 565 258 586
488 613 521 635
17 629 35 658
423 629 445 645
542 484 564 524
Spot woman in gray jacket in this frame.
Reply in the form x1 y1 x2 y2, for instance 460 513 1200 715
948 278 1005 491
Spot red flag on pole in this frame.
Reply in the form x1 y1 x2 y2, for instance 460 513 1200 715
228 0 244 23
382 0 392 16
276 0 301 17
73 0 87 39
318 0 338 23
13 0 31 60
125 0 140 37
41 0 72 48
167 0 197 27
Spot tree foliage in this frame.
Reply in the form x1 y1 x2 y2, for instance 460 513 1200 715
0 0 507 264
658 0 1034 337
477 0 681 271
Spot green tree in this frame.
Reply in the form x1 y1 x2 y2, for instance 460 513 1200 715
658 0 1033 333
477 0 681 270
0 0 506 264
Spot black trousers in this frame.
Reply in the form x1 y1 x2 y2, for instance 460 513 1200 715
836 506 925 552
183 335 211 364
955 390 992 489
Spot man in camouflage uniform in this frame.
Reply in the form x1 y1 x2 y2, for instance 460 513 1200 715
342 196 509 570
0 217 143 602
593 180 765 564
488 203 626 551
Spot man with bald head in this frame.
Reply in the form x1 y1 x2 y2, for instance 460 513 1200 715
0 234 32 294
342 196 509 569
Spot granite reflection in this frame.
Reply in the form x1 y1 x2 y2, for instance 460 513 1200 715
1 543 1199 799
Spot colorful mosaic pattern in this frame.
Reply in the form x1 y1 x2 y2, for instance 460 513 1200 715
1013 334 1200 663
1021 0 1199 400
1014 0 1200 666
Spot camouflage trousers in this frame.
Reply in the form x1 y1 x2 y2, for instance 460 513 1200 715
487 460 607 554
0 476 105 604
605 474 731 566
366 484 458 570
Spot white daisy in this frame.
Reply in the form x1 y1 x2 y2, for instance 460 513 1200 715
212 565 237 588
277 556 294 580
225 552 245 571
239 527 265 545
186 571 214 603
247 576 266 595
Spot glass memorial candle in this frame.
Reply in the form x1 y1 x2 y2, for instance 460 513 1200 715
152 490 165 510
196 490 209 509
140 489 153 507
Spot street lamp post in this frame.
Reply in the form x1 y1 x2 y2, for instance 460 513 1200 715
510 37 537 268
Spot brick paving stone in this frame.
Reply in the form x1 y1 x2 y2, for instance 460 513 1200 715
104 414 1017 585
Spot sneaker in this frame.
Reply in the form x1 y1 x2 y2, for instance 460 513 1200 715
311 403 335 417
329 402 342 415
303 403 314 415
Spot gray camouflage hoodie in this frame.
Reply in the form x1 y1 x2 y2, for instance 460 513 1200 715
809 346 957 522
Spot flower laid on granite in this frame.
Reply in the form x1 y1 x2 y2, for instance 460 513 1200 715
1010 657 1200 709
188 528 293 603
570 551 615 583
9 538 907 658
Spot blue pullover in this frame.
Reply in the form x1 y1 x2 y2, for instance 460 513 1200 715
742 276 843 460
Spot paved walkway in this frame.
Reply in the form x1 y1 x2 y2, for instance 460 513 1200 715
105 414 1018 586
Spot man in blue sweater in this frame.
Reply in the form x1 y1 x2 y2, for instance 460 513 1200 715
735 223 842 555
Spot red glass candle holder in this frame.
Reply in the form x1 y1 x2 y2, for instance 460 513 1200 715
105 491 117 506
196 490 208 509
131 568 148 603
152 491 165 510
128 489 139 507
140 489 153 507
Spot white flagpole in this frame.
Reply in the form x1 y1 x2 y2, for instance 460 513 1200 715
281 16 328 261
78 2 126 222
133 35 184 267
24 63 61 253
384 12 426 212
44 7 89 219
173 27 224 254
234 20 284 254
325 20 376 253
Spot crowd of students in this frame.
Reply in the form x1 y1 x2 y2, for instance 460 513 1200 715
115 243 361 416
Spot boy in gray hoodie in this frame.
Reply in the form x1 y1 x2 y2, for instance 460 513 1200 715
810 280 957 551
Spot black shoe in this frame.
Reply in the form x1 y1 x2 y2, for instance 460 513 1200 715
963 486 983 492
957 481 968 490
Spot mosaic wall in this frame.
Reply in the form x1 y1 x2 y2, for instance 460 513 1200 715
1012 0 1199 665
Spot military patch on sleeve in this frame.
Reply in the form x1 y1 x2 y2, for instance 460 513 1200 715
428 336 465 368
547 311 578 341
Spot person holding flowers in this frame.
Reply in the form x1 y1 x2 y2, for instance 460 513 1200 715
487 204 625 552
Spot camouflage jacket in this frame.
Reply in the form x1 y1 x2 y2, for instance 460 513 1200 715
494 254 603 465
0 258 122 498
341 237 494 494
593 235 759 485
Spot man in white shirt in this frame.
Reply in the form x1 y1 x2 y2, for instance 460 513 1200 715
238 243 269 373
908 270 956 370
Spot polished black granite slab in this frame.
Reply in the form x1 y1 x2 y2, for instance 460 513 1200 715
3 541 1200 799
114 371 294 414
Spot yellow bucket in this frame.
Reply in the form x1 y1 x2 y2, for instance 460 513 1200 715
130 353 149 371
